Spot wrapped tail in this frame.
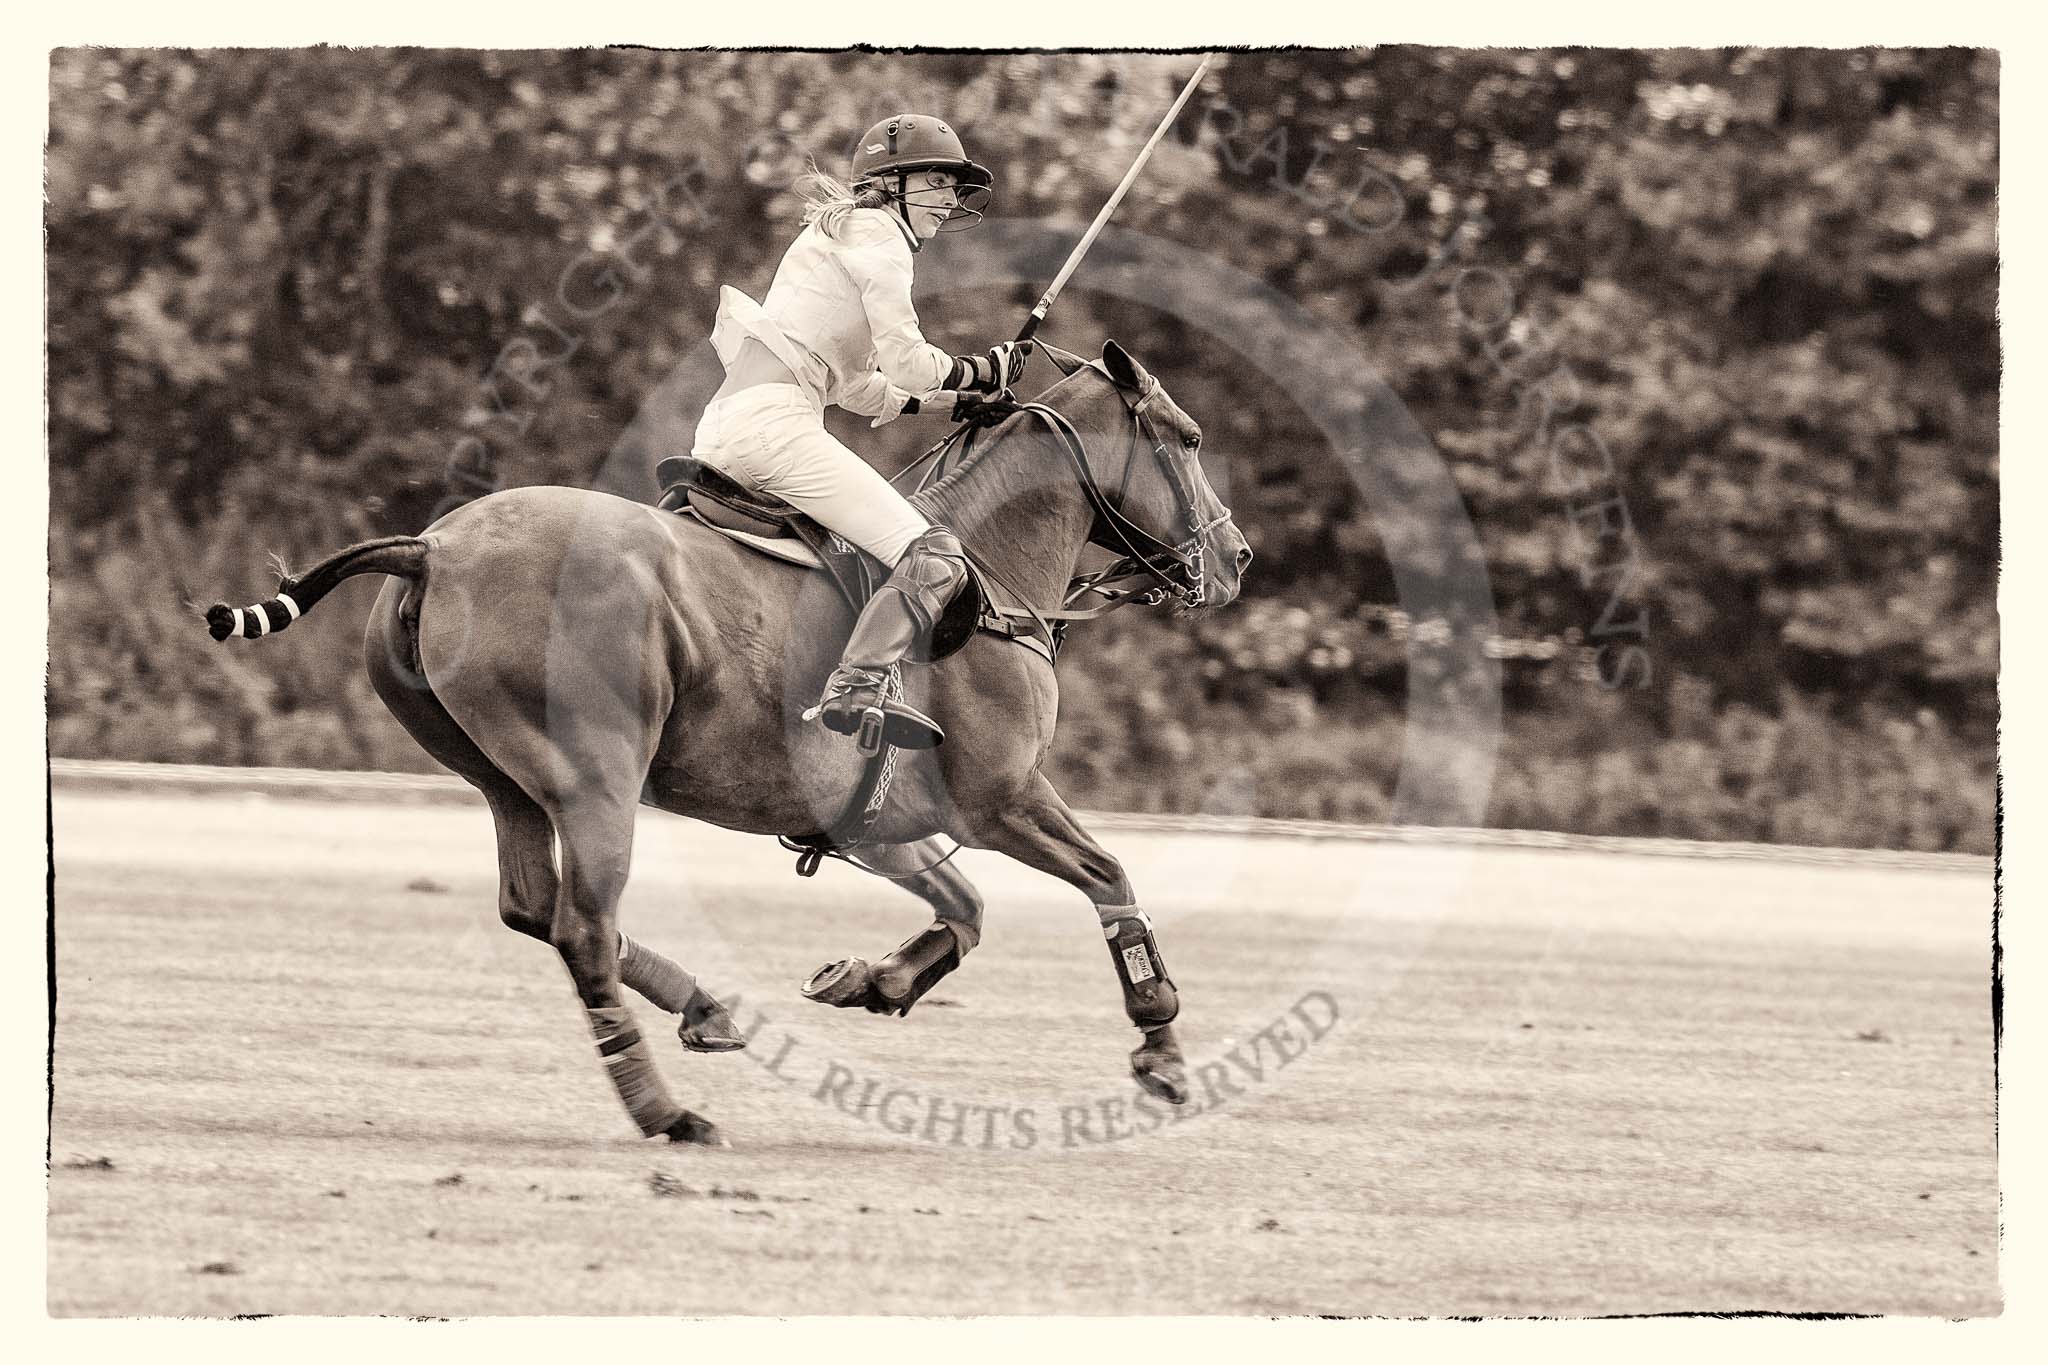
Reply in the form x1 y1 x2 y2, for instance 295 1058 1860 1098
205 535 427 642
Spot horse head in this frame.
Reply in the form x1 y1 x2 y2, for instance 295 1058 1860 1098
1040 340 1252 613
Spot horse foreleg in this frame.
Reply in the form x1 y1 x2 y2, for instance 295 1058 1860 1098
802 837 983 1016
546 791 724 1146
964 775 1189 1104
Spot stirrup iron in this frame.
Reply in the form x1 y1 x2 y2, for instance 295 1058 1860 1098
856 702 886 756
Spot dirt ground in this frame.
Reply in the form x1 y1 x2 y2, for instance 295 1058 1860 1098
48 788 1999 1317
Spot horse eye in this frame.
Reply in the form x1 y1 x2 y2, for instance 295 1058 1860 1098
1182 433 1201 451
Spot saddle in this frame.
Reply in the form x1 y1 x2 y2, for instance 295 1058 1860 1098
656 454 873 604
655 454 993 660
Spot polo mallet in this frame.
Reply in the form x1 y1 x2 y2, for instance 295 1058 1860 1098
898 57 1215 475
1015 54 1215 346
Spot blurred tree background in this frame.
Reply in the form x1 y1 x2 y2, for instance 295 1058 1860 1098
45 48 1997 852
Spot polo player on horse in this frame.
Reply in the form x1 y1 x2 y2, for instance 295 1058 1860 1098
690 113 1028 751
202 70 1248 1144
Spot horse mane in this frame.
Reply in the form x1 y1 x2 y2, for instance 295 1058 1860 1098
906 418 1014 519
908 365 1104 521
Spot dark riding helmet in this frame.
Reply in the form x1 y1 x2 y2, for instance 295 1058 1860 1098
850 114 994 234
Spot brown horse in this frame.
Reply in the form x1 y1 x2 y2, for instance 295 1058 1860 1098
205 341 1249 1145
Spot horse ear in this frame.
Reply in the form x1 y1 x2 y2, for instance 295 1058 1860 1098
1100 339 1148 391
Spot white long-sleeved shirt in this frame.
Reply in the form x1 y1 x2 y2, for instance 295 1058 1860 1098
708 208 956 425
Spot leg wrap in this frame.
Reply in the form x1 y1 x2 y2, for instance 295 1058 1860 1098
585 1006 686 1138
803 919 974 1017
934 913 981 955
1101 909 1179 1027
929 883 985 942
618 933 744 1052
871 919 974 1016
618 931 698 1014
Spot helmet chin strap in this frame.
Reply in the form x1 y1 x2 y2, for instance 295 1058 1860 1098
892 173 924 253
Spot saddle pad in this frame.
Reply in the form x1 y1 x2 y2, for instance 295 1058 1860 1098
679 506 823 570
673 505 1052 668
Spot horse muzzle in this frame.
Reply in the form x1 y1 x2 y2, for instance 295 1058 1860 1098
1184 524 1251 612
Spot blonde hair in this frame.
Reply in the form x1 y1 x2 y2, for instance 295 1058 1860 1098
792 164 890 239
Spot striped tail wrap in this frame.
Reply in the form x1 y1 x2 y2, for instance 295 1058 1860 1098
204 535 428 643
205 594 302 641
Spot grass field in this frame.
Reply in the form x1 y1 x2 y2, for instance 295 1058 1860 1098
48 788 1999 1317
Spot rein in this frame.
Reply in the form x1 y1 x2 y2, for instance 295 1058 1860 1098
893 341 1224 648
1032 341 1227 614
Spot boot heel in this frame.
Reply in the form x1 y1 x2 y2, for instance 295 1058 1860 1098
856 705 886 756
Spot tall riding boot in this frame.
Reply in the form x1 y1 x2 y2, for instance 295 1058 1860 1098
809 527 969 751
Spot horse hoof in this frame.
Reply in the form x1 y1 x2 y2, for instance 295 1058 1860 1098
664 1110 728 1147
1131 1030 1190 1106
677 1001 748 1053
1132 1058 1189 1105
803 958 876 1009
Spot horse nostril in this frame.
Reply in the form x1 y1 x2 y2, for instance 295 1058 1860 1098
1235 546 1254 574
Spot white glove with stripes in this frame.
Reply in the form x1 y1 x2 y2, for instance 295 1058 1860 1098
949 340 1032 394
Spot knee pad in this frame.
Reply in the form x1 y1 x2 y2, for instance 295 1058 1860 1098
887 526 971 630
899 526 968 588
910 524 966 561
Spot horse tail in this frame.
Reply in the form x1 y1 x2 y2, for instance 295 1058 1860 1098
204 536 427 642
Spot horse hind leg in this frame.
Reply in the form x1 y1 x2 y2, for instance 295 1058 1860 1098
367 579 564 947
481 761 738 1051
408 718 736 1125
543 789 725 1146
485 785 559 941
486 785 740 1050
802 837 983 1017
370 583 741 1056
397 549 727 1145
433 764 725 1144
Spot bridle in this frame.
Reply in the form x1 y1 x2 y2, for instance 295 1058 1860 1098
898 342 1232 633
1047 343 1234 614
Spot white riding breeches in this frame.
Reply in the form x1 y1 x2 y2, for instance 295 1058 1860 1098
691 384 930 566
